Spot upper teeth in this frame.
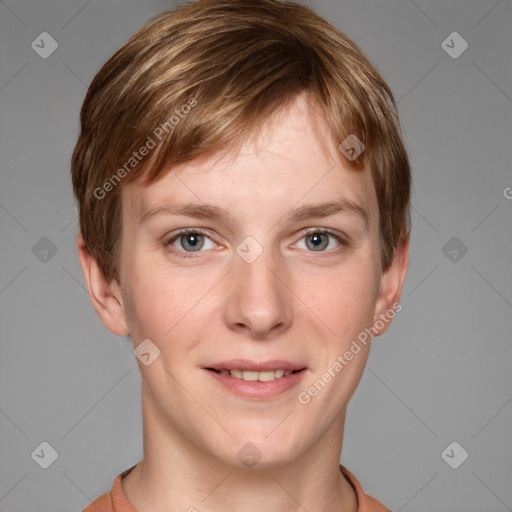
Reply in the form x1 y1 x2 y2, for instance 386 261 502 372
219 369 293 381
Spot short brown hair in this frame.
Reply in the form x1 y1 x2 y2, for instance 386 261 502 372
71 0 411 284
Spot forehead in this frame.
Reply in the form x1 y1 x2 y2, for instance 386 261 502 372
122 94 377 229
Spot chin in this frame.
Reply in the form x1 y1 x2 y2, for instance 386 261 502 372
210 426 306 470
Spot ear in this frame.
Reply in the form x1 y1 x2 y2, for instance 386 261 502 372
371 234 409 337
76 233 130 336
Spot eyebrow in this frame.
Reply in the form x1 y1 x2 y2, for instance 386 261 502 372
139 198 369 229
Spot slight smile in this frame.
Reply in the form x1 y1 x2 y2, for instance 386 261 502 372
203 359 308 399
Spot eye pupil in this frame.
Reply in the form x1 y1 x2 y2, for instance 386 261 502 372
182 233 203 251
306 233 328 251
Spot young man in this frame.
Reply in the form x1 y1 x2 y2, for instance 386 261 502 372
72 0 411 510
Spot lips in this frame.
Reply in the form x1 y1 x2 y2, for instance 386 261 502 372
206 360 305 378
210 368 298 381
205 359 306 372
204 360 307 399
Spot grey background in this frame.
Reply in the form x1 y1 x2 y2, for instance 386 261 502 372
0 0 511 511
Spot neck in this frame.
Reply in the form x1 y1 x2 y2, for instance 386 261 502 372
121 387 358 512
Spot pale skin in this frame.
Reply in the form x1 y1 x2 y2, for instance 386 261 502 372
77 93 409 512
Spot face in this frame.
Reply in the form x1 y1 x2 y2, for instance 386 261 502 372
87 94 407 469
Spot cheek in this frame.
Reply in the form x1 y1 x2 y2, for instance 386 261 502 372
121 261 215 345
305 264 377 344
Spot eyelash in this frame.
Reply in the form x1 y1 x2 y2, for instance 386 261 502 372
164 228 350 259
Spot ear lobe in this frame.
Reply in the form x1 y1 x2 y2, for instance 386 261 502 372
371 234 410 337
76 233 130 336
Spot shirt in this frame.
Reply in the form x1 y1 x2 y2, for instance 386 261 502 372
83 464 390 512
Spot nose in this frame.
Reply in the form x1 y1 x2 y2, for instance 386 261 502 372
222 241 293 340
